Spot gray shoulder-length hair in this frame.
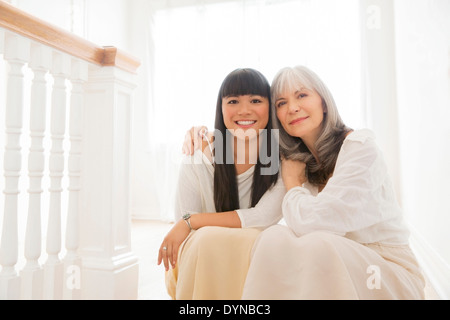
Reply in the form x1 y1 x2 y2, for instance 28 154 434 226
271 65 351 186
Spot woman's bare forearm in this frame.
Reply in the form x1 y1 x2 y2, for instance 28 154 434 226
189 211 242 230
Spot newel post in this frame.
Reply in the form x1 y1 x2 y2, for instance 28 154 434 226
78 65 139 300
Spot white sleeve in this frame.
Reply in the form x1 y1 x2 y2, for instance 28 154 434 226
236 175 286 229
282 136 388 237
173 155 205 221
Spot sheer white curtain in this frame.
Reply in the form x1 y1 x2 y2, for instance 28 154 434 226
143 0 364 221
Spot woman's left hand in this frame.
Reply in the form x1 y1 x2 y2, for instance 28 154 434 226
158 219 191 271
281 158 307 191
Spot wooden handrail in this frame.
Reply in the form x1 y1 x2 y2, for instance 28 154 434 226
0 1 140 73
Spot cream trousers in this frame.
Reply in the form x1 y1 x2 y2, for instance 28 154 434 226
166 226 261 300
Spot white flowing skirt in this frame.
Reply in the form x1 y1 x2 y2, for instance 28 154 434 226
242 225 426 300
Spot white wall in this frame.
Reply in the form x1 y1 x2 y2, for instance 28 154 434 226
83 0 130 50
126 0 163 220
11 0 130 50
394 0 450 299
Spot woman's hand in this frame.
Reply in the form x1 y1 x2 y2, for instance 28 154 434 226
281 158 307 191
182 126 211 155
158 219 191 271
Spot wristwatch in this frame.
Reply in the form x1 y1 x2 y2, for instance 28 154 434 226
182 212 193 231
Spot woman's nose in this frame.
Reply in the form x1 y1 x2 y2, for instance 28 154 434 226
237 102 251 115
287 101 300 113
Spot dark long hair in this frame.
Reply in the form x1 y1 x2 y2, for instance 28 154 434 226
213 68 279 212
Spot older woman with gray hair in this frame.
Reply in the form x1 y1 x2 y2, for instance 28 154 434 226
241 65 425 300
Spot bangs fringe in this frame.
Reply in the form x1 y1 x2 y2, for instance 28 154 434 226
220 69 270 99
271 67 314 106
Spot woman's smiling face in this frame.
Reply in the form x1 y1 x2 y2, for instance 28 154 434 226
222 94 269 139
275 86 324 143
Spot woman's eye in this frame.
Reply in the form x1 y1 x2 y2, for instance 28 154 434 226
298 93 307 98
276 101 286 108
228 99 238 104
251 99 262 104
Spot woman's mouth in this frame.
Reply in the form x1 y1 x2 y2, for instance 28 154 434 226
235 120 257 128
290 117 309 125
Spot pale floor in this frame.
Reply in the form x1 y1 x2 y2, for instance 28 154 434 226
131 220 173 300
131 220 441 300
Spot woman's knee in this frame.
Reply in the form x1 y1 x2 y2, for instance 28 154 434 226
295 231 352 271
296 231 343 252
257 230 344 264
188 226 225 250
258 229 340 250
252 225 295 255
193 226 219 240
299 230 342 244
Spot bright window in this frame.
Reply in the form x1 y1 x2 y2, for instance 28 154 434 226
149 0 364 145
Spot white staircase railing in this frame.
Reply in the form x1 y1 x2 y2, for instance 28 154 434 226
0 1 140 300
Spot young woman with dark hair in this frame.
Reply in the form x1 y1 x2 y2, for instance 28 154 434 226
158 68 285 300
213 67 280 212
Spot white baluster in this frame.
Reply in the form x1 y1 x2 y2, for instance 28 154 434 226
63 58 87 300
20 43 52 300
43 50 70 300
0 32 30 300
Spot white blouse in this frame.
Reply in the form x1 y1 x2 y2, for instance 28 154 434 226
282 129 411 245
174 150 285 228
